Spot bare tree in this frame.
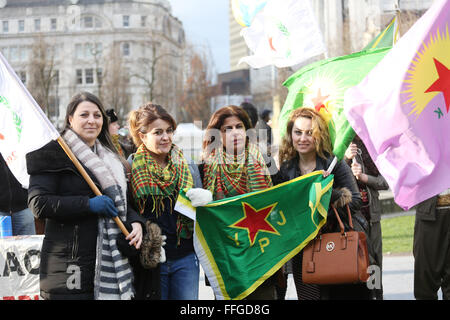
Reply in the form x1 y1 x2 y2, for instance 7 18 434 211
398 10 425 36
179 44 216 124
27 35 58 117
99 44 131 118
131 34 183 108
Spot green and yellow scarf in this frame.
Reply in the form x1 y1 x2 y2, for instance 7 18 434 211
130 143 194 241
203 143 272 200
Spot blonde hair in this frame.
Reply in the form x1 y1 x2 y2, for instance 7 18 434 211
279 107 332 164
128 103 176 147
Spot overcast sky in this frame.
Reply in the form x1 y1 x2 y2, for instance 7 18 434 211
169 0 231 75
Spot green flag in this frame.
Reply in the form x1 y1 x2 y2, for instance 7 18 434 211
279 47 391 159
192 171 333 300
364 16 399 50
278 16 399 160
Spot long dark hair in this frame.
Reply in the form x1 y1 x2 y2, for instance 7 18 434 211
202 105 252 158
62 91 118 155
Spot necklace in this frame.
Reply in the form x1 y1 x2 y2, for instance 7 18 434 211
299 161 316 175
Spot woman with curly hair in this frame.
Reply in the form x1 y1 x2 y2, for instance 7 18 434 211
273 107 364 300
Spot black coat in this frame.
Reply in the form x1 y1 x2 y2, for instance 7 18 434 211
0 154 28 214
26 141 143 300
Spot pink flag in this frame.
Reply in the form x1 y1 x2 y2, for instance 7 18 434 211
343 0 450 210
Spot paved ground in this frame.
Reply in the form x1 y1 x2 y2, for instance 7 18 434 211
198 253 439 300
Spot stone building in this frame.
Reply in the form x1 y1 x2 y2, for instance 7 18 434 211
0 0 185 127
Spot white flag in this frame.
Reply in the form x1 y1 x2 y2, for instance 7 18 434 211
239 0 326 68
0 53 60 188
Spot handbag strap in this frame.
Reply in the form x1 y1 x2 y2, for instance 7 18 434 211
330 204 354 235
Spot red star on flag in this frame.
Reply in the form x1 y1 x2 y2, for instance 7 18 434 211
425 58 450 113
230 202 279 246
312 88 330 113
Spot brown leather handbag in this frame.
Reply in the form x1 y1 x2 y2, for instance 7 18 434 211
302 204 370 285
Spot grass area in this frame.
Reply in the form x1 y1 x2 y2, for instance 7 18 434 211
381 215 415 254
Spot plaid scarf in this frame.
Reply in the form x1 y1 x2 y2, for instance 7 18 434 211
130 143 194 242
62 129 133 300
203 143 272 200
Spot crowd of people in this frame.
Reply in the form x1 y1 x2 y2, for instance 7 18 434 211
1 91 448 300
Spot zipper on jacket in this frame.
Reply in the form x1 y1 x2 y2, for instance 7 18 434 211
72 225 79 260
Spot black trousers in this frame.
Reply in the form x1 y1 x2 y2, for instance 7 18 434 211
413 207 450 300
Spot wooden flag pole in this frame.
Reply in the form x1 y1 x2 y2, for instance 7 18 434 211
57 137 130 237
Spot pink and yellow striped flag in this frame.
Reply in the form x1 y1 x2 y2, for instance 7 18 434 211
344 0 450 210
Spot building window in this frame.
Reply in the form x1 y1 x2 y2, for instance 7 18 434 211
123 15 129 27
95 17 102 28
19 71 26 84
18 20 24 32
2 21 8 33
75 44 83 59
51 18 57 30
34 19 41 31
83 16 93 28
53 70 59 86
122 42 130 56
76 69 83 84
141 16 147 27
9 47 18 61
96 68 103 85
85 68 94 84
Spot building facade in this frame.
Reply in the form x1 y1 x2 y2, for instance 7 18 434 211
0 0 185 127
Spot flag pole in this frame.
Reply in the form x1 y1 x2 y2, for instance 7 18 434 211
57 137 129 237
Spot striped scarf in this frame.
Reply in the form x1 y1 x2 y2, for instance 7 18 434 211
203 143 272 200
130 144 194 241
63 129 133 300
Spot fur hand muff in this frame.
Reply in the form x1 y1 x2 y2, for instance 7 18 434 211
333 187 352 208
140 222 164 269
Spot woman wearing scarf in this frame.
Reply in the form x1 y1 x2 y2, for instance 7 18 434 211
199 105 275 299
273 107 364 300
128 103 200 300
26 92 144 300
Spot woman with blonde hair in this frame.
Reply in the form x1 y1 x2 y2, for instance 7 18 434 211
128 103 203 300
273 107 364 300
199 105 275 299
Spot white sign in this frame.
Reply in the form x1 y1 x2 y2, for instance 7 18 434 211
0 235 43 300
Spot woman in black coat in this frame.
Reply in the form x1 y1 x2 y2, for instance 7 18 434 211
26 92 144 300
272 107 365 300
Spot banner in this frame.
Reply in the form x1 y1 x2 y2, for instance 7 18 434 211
239 0 326 68
193 171 333 300
0 53 59 188
344 0 450 210
0 235 43 300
